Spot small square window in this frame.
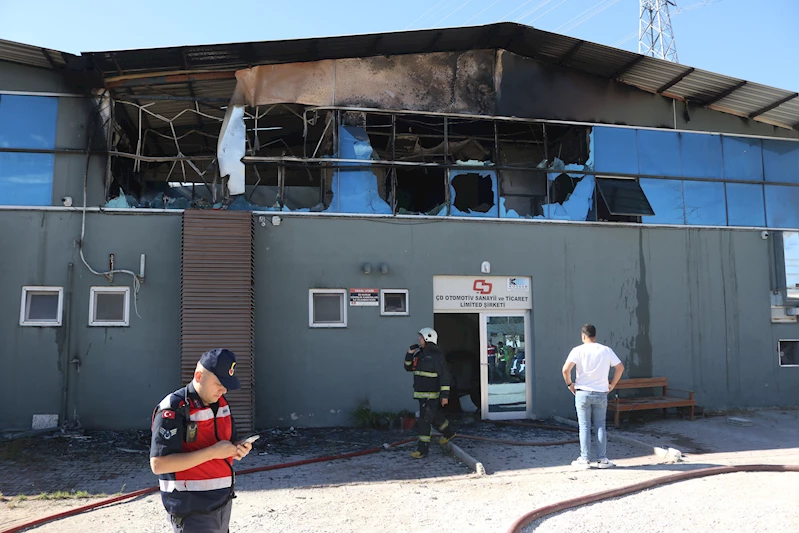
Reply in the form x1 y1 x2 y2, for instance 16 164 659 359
779 340 798 367
20 286 63 326
309 289 347 328
381 289 409 316
89 286 130 327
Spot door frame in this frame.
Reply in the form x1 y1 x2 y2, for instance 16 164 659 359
479 310 534 420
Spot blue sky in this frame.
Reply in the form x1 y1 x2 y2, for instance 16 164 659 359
1 0 795 91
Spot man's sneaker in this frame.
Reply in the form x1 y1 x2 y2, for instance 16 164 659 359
571 457 591 469
439 433 456 445
597 458 616 469
410 451 427 459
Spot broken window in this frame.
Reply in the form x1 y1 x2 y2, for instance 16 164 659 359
725 183 765 227
539 174 595 221
450 170 497 217
779 340 798 367
784 232 799 300
765 185 799 229
595 177 653 222
0 95 58 206
284 165 326 211
331 124 391 214
499 170 547 218
545 124 592 172
447 118 495 163
395 167 446 215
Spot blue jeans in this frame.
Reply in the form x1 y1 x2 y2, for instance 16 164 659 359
575 390 608 461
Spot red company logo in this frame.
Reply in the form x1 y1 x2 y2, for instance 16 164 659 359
473 280 493 295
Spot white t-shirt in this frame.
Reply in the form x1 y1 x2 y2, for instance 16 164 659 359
566 342 622 393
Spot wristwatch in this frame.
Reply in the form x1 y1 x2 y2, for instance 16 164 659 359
566 382 573 387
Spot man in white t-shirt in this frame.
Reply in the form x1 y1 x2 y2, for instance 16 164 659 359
562 324 625 469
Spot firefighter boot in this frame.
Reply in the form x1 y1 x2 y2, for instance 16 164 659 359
410 451 427 459
439 433 456 445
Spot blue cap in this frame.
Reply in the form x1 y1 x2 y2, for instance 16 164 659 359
199 348 241 390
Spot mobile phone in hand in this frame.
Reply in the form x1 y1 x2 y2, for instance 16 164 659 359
239 433 260 445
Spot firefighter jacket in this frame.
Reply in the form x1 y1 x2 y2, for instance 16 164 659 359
150 382 237 517
403 343 452 400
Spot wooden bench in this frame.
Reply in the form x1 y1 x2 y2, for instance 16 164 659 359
607 377 695 429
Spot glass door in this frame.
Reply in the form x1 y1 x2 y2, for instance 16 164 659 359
480 312 532 420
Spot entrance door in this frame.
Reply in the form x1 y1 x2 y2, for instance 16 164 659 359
480 312 532 420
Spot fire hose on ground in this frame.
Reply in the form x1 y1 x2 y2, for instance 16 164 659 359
5 423 795 533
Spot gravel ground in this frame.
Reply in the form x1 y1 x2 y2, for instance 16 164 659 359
3 413 799 533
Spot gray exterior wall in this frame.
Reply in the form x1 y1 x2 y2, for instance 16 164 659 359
254 216 799 427
0 211 181 430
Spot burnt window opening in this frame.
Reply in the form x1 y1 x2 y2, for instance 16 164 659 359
451 172 496 214
500 171 547 218
545 124 591 168
595 177 654 223
244 164 280 208
246 105 307 159
363 113 394 159
394 116 447 164
283 164 326 211
497 122 546 168
303 109 335 158
395 167 446 215
447 119 495 163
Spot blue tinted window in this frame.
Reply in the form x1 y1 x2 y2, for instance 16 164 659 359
683 181 726 225
0 153 54 206
722 137 763 181
681 133 723 179
765 185 799 229
0 95 58 149
639 178 684 224
638 129 680 176
762 139 799 184
725 183 765 227
592 127 638 174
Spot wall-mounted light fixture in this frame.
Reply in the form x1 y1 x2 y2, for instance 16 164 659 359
362 263 372 274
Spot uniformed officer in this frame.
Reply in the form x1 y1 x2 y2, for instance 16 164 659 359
404 327 456 458
150 348 253 532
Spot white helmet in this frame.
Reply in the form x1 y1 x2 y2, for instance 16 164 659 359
418 327 438 344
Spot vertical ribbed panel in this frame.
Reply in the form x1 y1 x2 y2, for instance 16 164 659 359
181 210 254 432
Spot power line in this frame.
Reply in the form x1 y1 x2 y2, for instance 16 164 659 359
500 0 541 21
437 0 476 25
557 0 623 33
516 0 556 23
404 0 451 29
464 0 502 24
529 0 569 23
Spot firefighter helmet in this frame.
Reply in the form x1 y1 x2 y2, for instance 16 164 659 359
418 327 438 344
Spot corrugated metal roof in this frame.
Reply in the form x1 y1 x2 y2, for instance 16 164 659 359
4 23 797 131
0 38 72 69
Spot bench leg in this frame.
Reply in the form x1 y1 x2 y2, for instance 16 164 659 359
690 405 695 421
614 410 620 429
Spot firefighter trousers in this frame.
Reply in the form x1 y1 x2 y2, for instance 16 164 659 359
416 399 455 454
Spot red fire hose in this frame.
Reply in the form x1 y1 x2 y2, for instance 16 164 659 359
505 464 799 533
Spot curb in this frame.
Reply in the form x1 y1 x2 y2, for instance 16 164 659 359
552 416 683 459
446 441 486 475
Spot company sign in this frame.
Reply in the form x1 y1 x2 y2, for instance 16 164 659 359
433 276 532 311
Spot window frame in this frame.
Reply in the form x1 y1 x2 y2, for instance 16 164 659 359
19 286 63 326
778 339 799 368
380 289 410 317
308 289 348 328
89 286 131 327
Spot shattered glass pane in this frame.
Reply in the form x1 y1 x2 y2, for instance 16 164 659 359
0 152 54 206
637 130 680 177
784 232 799 300
722 137 763 181
683 181 726 225
681 133 723 179
26 292 59 321
639 179 684 224
592 127 638 175
762 139 799 184
499 170 546 218
596 178 654 216
95 293 126 322
331 126 391 214
725 183 765 227
450 170 498 217
396 168 446 215
284 166 325 212
538 175 595 221
765 185 799 229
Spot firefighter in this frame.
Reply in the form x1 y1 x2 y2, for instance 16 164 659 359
404 327 456 458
